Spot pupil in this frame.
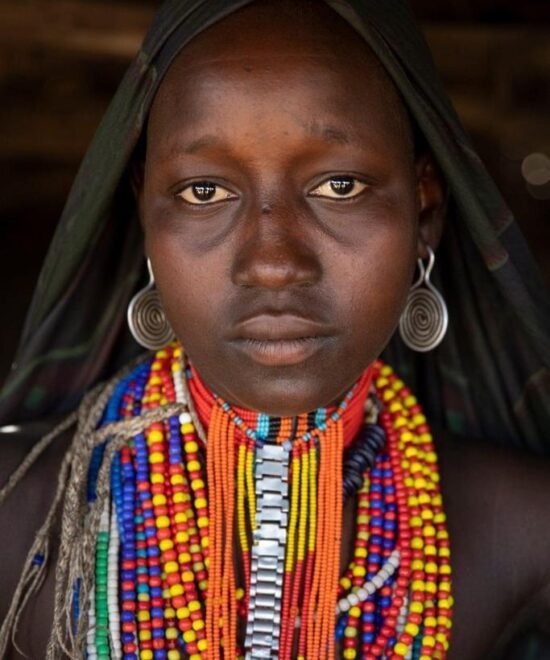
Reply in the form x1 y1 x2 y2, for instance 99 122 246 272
330 177 354 195
193 182 216 201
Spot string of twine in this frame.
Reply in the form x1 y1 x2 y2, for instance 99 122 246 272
0 357 189 659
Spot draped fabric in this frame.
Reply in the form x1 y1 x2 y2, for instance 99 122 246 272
1 0 549 451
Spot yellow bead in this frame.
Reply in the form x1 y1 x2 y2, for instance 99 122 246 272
191 478 205 490
410 602 423 614
201 536 210 548
156 516 170 529
159 539 174 552
176 606 190 619
151 473 164 484
405 622 419 637
343 649 356 659
425 616 437 628
196 497 207 509
173 492 187 504
188 600 201 612
425 582 437 594
148 430 164 442
197 639 208 652
175 531 189 544
181 422 194 434
355 547 367 558
166 628 178 640
404 394 417 407
425 562 438 574
188 460 201 472
340 577 351 590
190 655 202 660
411 537 423 549
139 630 152 641
411 560 424 571
165 561 178 574
423 635 435 647
440 565 451 575
149 452 164 464
412 580 425 592
349 606 361 618
137 611 151 622
168 651 182 660
423 525 436 537
197 516 209 528
383 390 395 401
182 570 194 583
192 619 205 631
184 440 199 452
170 474 185 486
393 642 408 656
410 516 422 528
352 566 366 578
140 651 153 660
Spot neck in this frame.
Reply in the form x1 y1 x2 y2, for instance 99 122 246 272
185 362 374 448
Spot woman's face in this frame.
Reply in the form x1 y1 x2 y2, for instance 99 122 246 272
140 0 444 415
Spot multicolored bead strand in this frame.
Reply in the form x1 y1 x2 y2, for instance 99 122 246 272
79 344 452 659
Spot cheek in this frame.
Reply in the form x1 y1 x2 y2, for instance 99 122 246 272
339 222 417 353
146 237 228 350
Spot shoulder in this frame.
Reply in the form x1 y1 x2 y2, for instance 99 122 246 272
434 429 550 655
0 418 73 657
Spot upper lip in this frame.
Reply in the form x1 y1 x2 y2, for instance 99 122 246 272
232 313 334 341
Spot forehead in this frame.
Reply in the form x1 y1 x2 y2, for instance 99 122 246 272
147 0 411 156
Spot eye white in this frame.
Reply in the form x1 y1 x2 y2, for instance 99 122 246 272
177 181 236 205
309 176 368 199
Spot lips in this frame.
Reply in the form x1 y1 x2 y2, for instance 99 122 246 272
231 313 335 366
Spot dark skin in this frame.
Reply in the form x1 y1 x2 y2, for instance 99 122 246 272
2 2 550 658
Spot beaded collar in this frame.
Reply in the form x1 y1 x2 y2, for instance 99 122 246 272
81 342 452 659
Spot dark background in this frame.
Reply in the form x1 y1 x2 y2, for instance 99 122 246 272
0 2 549 658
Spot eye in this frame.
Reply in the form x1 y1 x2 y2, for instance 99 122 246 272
309 175 368 200
176 181 237 205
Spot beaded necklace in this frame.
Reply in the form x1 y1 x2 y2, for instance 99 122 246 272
83 342 452 659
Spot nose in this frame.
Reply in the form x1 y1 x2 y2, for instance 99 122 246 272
231 204 322 289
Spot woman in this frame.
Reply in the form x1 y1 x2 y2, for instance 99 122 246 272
1 0 550 658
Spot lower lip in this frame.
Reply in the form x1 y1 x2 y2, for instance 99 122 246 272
232 336 331 367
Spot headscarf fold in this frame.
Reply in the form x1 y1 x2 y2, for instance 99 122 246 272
1 0 549 451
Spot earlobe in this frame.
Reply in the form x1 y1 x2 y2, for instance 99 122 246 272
415 152 448 259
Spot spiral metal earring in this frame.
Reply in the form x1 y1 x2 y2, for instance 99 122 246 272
399 246 448 352
127 259 175 350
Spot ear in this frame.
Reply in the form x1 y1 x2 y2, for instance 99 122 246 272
415 152 448 259
130 158 146 229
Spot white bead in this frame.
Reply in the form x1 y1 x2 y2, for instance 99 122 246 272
355 587 368 602
179 412 192 424
347 592 360 607
338 598 350 612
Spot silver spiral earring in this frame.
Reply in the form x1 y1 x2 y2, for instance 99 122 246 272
127 259 175 350
399 246 448 352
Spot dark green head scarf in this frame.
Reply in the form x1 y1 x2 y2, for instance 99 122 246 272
1 0 549 451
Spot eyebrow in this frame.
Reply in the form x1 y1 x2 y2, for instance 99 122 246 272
176 121 351 156
181 135 222 154
306 121 351 145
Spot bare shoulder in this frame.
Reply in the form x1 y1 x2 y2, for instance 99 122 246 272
0 418 73 657
434 429 550 658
